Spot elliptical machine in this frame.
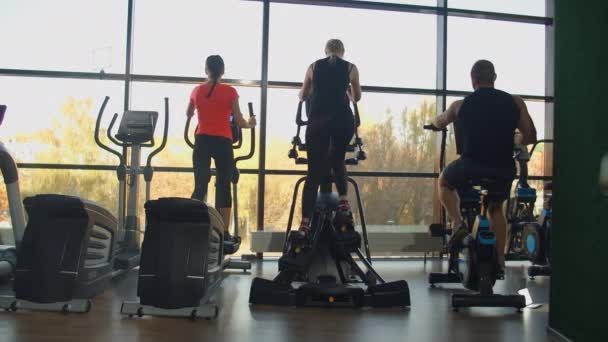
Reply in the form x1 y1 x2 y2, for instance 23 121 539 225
505 139 554 266
120 103 256 320
0 96 168 313
249 101 410 309
425 124 525 312
0 104 25 282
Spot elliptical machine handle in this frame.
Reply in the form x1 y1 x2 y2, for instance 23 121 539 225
184 115 195 149
353 102 361 128
95 96 124 165
235 102 256 165
146 97 169 167
423 124 446 132
106 114 122 147
296 101 308 126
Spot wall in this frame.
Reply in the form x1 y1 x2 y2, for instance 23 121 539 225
551 1 608 341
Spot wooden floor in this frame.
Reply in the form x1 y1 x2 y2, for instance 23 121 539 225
0 260 554 342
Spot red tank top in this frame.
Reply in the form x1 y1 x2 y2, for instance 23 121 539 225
190 83 238 140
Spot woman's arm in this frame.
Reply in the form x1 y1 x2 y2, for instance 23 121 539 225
186 100 195 117
347 64 362 102
231 98 257 129
299 64 313 101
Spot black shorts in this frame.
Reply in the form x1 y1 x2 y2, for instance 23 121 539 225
442 158 515 201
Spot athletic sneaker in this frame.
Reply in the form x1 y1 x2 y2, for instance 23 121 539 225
289 222 311 241
337 200 351 214
496 268 505 280
224 232 242 245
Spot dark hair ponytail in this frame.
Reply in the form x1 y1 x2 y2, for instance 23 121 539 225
205 55 225 98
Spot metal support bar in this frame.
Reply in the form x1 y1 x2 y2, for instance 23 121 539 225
257 0 270 241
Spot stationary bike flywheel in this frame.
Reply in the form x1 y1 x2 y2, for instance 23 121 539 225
521 223 541 262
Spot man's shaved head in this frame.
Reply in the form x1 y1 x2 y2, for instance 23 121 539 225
471 60 497 86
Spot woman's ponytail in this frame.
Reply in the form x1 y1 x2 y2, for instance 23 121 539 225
205 55 225 98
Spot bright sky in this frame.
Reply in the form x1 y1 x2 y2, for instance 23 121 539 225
0 0 549 163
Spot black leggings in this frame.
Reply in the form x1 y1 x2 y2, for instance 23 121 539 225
302 115 355 219
192 134 234 208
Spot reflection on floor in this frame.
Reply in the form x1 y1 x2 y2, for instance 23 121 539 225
0 260 552 342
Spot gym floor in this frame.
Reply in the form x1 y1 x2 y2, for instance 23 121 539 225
0 260 553 342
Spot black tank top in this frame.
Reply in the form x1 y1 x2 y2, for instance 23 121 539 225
309 57 351 118
455 88 519 168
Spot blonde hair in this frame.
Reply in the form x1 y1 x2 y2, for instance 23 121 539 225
325 39 345 60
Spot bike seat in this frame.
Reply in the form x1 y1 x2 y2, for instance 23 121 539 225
472 177 511 202
459 188 481 204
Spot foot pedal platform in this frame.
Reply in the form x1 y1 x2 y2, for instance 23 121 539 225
249 277 296 306
452 294 526 310
121 301 218 320
295 282 365 307
223 259 252 272
429 223 451 237
429 272 461 285
278 250 314 273
0 296 92 313
364 280 411 308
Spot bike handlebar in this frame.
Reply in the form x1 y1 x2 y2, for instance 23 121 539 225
530 139 554 157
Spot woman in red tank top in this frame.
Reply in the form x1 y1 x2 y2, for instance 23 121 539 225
186 55 256 241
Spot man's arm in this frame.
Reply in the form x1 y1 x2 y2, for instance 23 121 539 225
299 64 313 101
433 100 463 129
513 96 537 145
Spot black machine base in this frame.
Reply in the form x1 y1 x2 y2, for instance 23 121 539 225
452 293 526 310
249 277 410 309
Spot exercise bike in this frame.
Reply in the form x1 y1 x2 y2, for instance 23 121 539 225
120 103 255 320
505 140 554 268
528 181 552 279
0 96 168 313
249 101 410 308
425 124 525 311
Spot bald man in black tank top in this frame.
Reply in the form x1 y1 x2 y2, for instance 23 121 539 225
432 60 537 272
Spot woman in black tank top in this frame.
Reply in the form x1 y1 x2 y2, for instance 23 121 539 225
293 39 362 239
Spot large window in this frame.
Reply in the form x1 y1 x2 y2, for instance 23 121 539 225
0 169 120 244
263 175 434 232
0 76 124 165
0 0 126 72
449 0 546 17
1 0 554 255
447 17 546 95
130 82 260 169
266 88 437 172
145 172 258 254
268 3 437 88
132 0 262 79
